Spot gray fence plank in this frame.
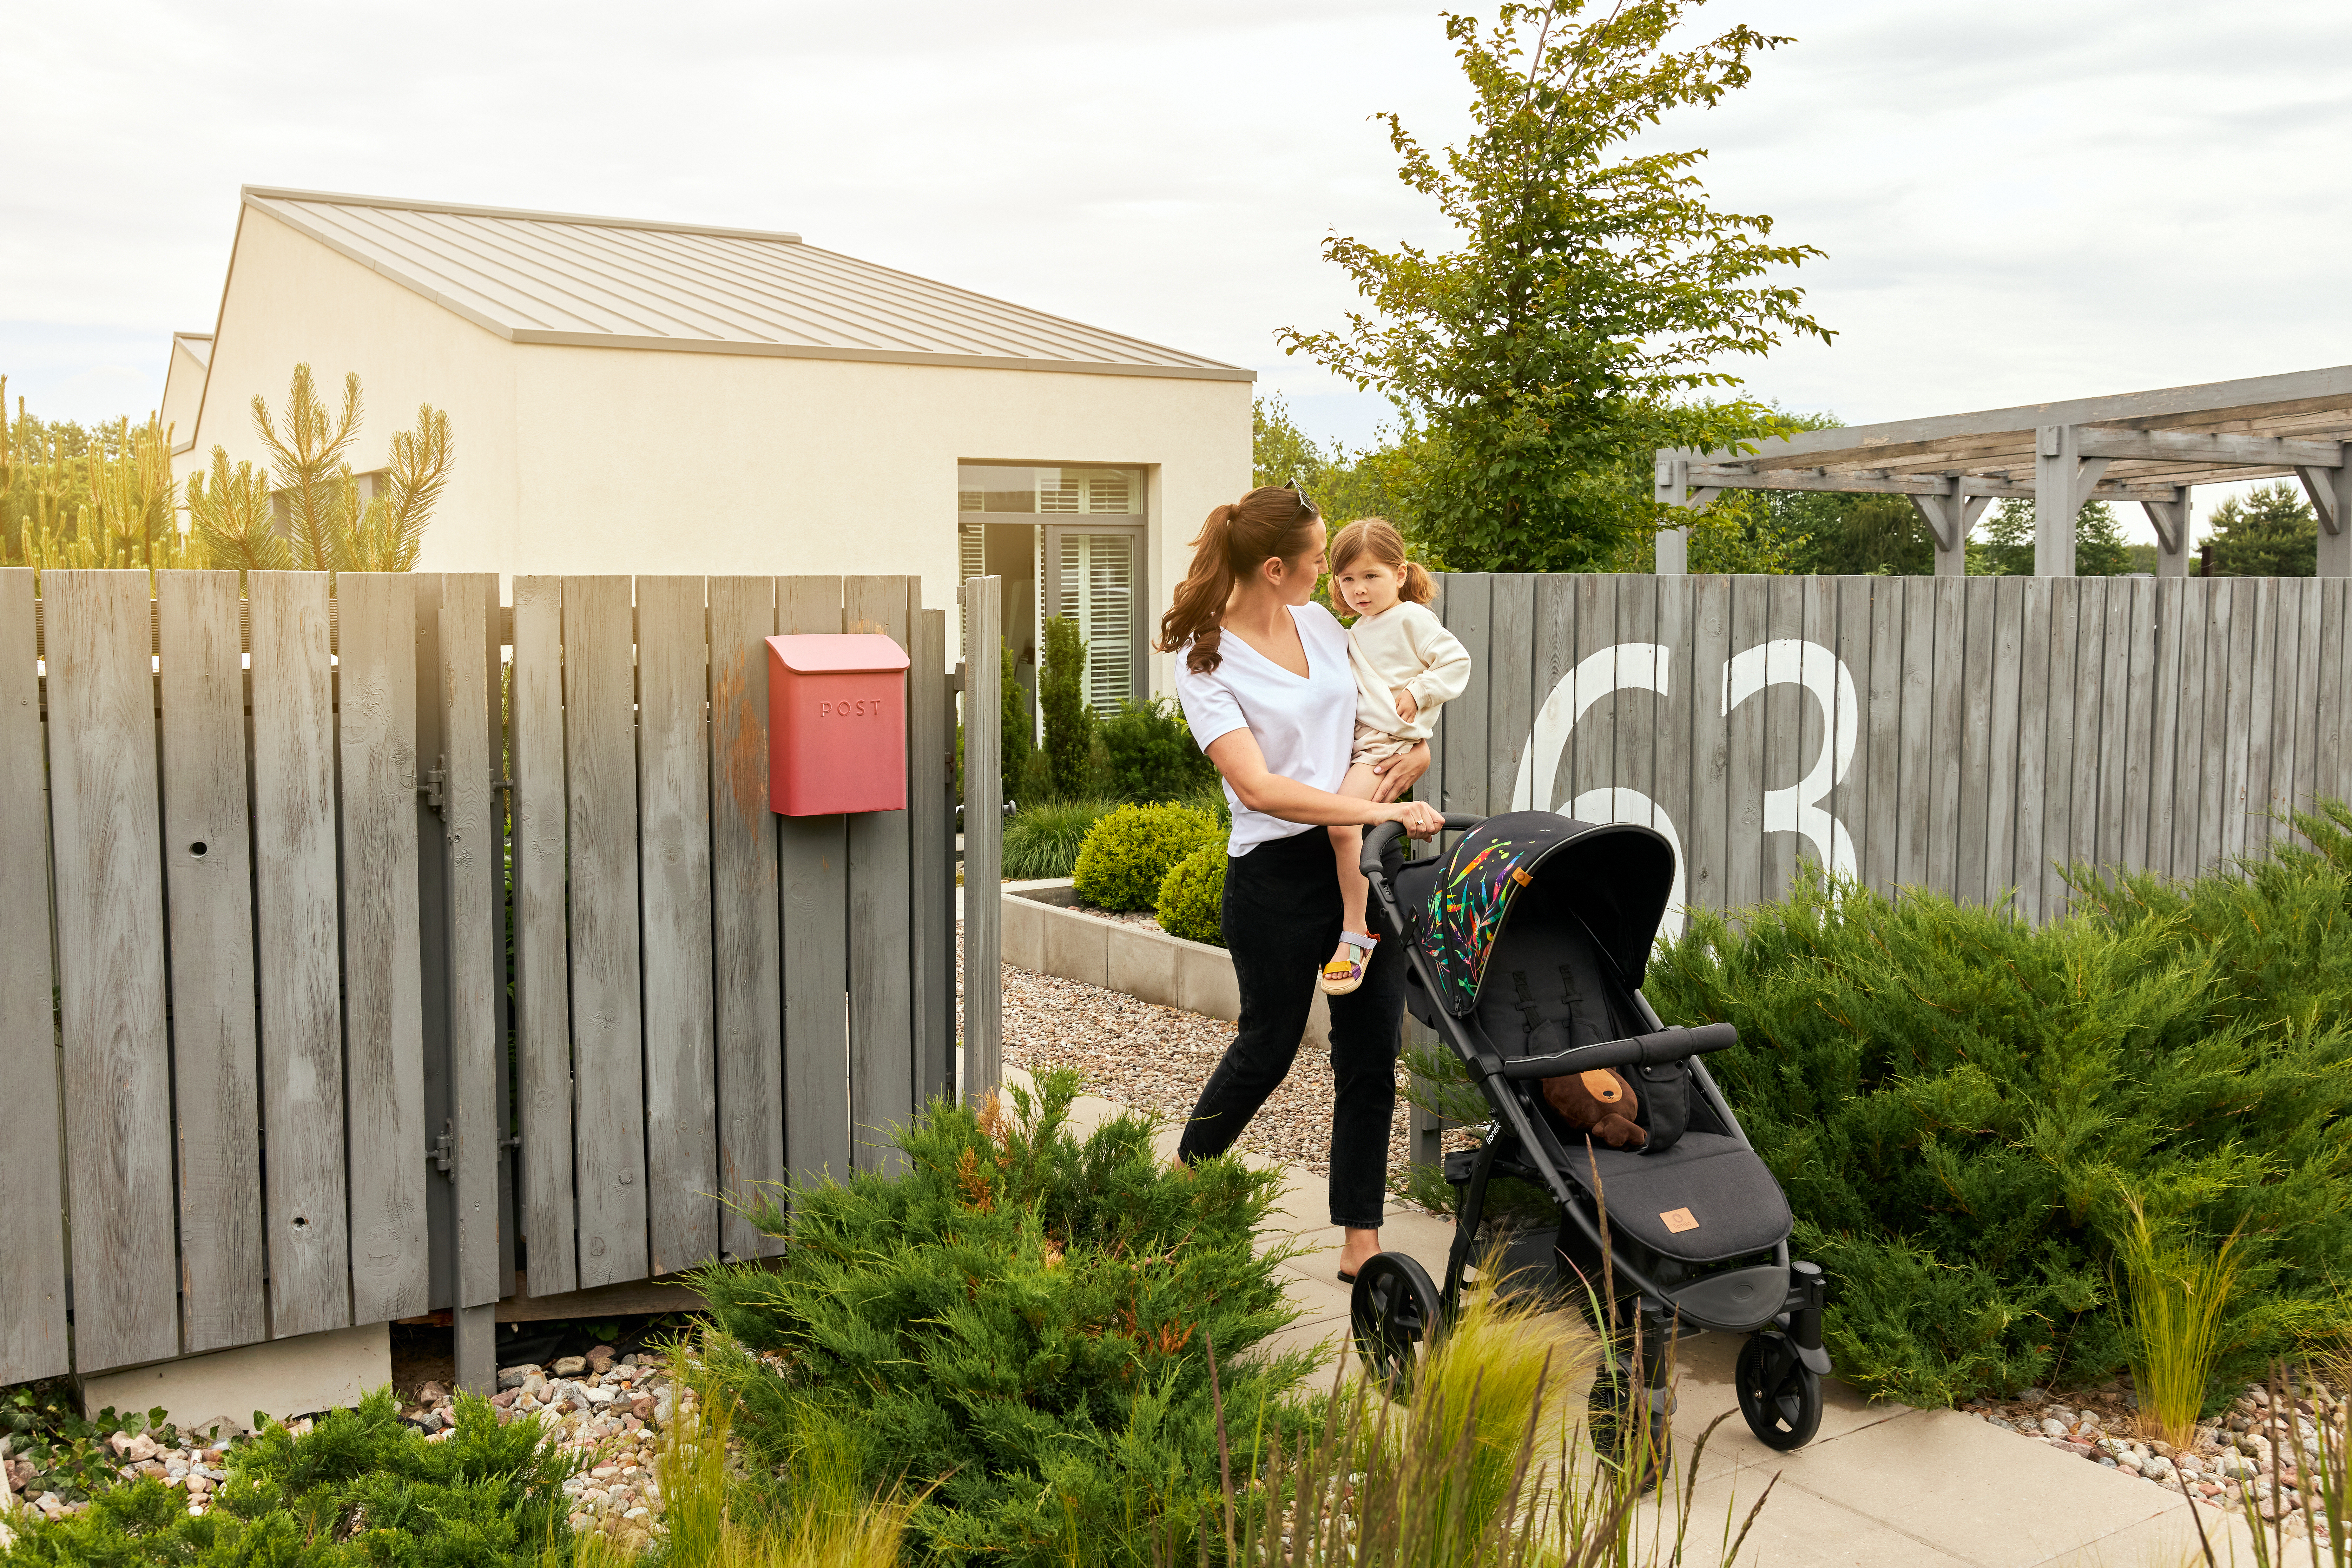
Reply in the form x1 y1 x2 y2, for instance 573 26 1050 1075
1440 576 1491 818
2153 579 2192 878
510 577 577 1295
2101 580 2141 873
335 574 430 1323
2011 579 2051 921
48 572 178 1370
2059 579 2101 902
1798 575 1839 887
2253 579 2288 844
248 571 351 1338
1722 580 1768 912
636 575 720 1270
707 575 785 1261
0 569 70 1382
780 576 852 1178
2233 580 2271 859
154 572 266 1356
1952 580 1998 908
1861 579 1904 896
962 576 1004 1104
2290 579 2324 822
1755 578 1801 902
1687 577 1733 916
1517 574 1574 814
1652 575 1694 928
1568 574 1615 821
1924 578 1969 897
1830 577 1872 888
909 606 953 1107
2200 581 2240 872
1615 575 1661 836
2324 583 2343 818
439 574 505 1309
846 575 915 1173
1485 574 1535 819
1895 578 1936 891
562 575 649 1287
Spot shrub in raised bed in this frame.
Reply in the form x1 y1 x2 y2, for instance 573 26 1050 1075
691 1069 1317 1567
1155 841 1226 947
1069 802 1217 913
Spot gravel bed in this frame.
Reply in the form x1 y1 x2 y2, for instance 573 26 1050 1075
1958 1375 2344 1535
960 922 1423 1190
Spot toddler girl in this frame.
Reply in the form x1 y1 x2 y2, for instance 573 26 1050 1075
1320 518 1471 995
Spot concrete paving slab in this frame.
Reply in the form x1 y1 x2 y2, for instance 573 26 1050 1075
1669 1330 1913 1469
1734 1408 2182 1568
1665 1467 1975 1567
2031 1498 2258 1568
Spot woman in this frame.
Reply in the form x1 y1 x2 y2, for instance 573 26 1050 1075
1162 483 1444 1281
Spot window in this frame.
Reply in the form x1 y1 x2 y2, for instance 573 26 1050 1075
956 463 1147 711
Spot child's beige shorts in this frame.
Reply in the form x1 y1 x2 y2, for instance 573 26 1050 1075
1351 722 1421 770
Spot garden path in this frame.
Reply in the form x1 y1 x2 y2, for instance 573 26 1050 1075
1003 1066 2261 1568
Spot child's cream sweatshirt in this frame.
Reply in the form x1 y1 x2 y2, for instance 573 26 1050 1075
1346 601 1473 742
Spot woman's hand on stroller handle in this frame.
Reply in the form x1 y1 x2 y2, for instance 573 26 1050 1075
1385 800 1444 839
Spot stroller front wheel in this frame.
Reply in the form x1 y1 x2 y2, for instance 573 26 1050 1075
1350 1253 1441 1401
1735 1331 1823 1450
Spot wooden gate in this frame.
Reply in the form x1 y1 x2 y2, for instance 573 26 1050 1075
0 570 963 1388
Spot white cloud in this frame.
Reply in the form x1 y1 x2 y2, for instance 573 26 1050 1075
6 0 2344 539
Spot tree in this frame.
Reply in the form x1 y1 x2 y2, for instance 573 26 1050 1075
1281 2 1830 574
1970 498 2131 577
1251 395 1426 536
250 363 456 574
1038 615 1093 798
2203 482 2316 577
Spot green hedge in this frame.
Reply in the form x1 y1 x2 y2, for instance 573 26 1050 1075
1155 842 1226 946
1096 697 1218 803
690 1069 1315 1566
1071 802 1218 913
1635 802 2352 1409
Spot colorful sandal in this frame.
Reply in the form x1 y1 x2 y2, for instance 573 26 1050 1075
1319 932 1378 996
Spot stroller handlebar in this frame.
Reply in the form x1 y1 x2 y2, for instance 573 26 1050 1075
1361 813 1487 878
1495 1022 1740 1082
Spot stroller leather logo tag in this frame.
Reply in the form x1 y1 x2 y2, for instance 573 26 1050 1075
1509 867 1533 887
1660 1207 1699 1233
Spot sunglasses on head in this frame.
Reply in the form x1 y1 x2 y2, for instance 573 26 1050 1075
1283 475 1316 515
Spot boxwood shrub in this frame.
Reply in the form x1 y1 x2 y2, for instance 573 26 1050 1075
1155 842 1226 947
1070 802 1217 913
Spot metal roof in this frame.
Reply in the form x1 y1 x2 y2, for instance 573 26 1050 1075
1679 364 2352 501
238 185 1251 383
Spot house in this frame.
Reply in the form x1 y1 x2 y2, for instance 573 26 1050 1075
169 186 1255 706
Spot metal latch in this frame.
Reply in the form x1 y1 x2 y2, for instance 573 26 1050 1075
429 1120 454 1174
420 756 448 813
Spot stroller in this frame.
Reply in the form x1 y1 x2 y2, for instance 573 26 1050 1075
1351 811 1830 1471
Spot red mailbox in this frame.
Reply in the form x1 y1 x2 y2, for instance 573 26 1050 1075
766 633 911 816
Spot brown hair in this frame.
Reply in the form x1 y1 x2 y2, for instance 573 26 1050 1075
1156 486 1324 674
1327 517 1435 606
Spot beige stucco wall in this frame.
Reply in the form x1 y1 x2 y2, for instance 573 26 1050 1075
171 207 522 554
177 205 1252 694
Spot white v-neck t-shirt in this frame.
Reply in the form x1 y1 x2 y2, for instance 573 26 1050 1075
1174 601 1360 857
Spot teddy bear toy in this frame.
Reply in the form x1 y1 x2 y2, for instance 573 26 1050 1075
1541 1067 1647 1148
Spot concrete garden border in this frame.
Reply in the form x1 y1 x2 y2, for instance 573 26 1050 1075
1001 880 1330 1048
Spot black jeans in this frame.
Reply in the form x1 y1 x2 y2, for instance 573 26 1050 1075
1176 827 1408 1230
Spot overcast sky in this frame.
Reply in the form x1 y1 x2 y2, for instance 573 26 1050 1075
8 0 2348 542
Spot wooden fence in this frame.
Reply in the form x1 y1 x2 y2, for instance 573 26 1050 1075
1419 572 2352 930
0 570 965 1386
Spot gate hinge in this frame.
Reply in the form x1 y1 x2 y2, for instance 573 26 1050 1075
420 756 448 814
429 1120 454 1174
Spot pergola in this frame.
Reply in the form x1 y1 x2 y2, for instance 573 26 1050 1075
1654 364 2352 577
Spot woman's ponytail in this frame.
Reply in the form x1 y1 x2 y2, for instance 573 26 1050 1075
1156 489 1323 675
1159 505 1241 674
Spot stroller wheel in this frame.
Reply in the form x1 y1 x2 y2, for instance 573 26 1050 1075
1586 1357 1668 1494
1735 1331 1823 1450
1350 1253 1441 1400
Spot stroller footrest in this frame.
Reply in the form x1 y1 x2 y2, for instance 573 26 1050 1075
1497 1023 1738 1081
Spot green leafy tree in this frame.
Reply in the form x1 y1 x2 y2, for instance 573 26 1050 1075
1282 2 1830 573
1251 394 1428 537
1970 498 2131 577
2203 482 2317 577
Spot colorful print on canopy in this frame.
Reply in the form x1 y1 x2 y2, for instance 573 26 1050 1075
1417 815 1581 1015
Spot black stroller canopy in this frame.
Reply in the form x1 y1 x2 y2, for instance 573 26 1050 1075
1408 812 1678 1017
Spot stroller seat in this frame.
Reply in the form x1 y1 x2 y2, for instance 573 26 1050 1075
1572 1133 1792 1265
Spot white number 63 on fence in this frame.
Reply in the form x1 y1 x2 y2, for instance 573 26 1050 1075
1507 640 1858 939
